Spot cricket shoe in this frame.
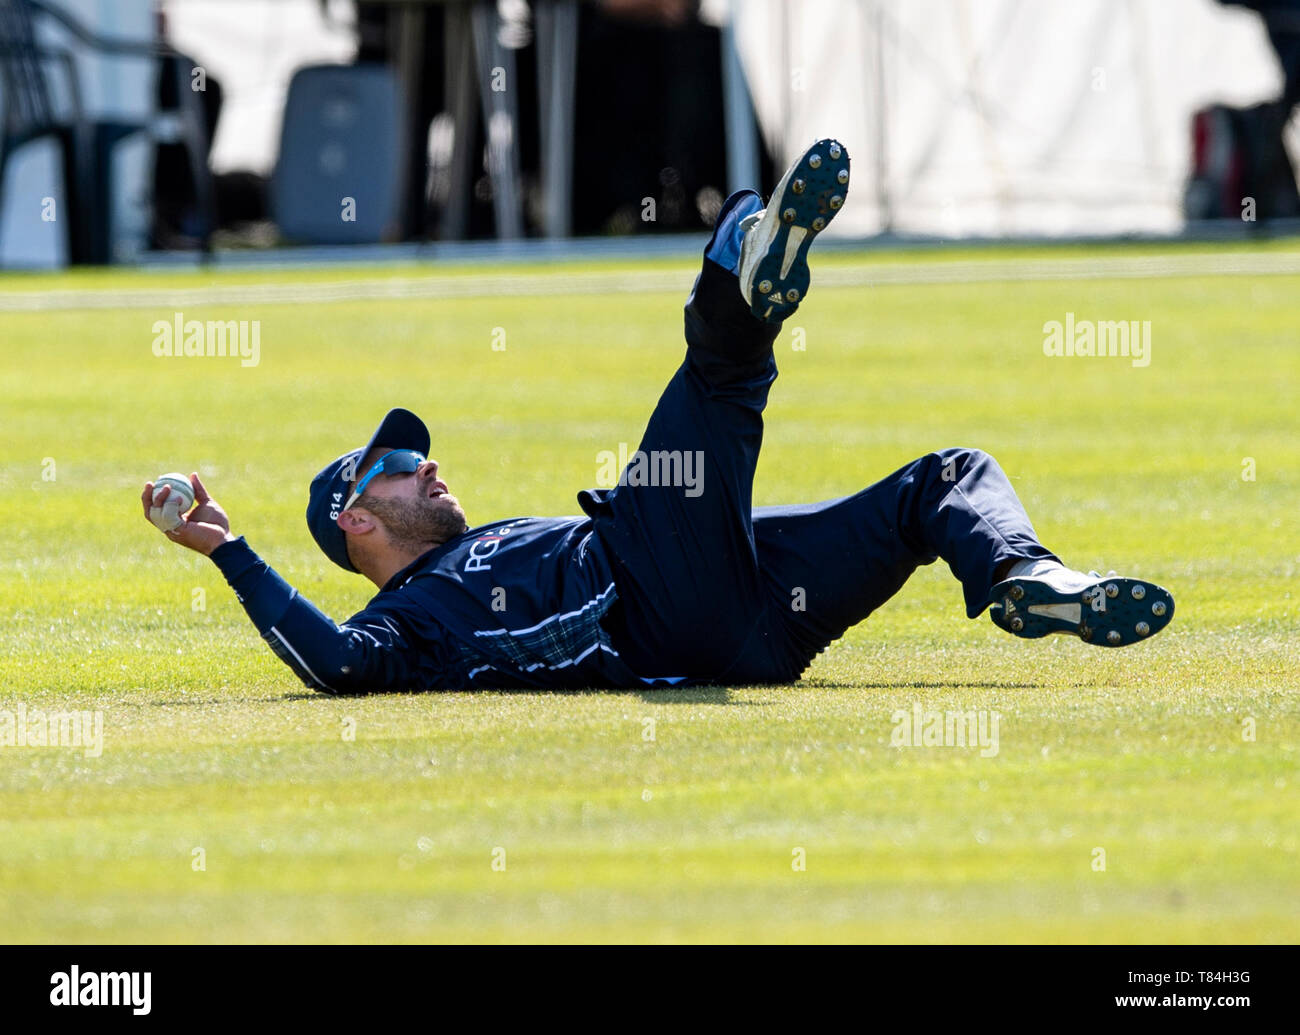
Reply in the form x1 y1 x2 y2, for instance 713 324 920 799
738 137 850 323
989 568 1175 647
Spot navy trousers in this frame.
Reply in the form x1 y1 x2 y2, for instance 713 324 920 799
591 258 1056 684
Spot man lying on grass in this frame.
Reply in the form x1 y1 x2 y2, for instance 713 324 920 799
140 139 1174 694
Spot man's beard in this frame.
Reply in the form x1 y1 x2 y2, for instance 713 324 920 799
363 493 468 553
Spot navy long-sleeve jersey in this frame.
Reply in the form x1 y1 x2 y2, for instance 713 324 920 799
210 490 693 694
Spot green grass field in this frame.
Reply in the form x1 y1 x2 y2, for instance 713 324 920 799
1 240 1297 943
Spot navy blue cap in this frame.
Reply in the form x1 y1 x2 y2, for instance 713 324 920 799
306 407 430 572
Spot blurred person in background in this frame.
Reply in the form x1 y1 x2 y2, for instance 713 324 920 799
1214 1 1300 220
572 0 741 235
357 0 752 240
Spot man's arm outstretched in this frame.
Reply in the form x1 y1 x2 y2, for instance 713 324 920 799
140 475 441 694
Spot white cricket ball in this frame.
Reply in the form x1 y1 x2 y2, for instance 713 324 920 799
151 472 195 532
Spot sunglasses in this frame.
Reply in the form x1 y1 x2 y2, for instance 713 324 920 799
342 449 427 512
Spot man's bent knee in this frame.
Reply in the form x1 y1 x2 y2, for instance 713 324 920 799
929 446 996 483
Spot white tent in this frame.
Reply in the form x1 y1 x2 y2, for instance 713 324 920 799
725 0 1291 236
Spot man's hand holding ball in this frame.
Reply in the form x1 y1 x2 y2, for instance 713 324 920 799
141 472 235 555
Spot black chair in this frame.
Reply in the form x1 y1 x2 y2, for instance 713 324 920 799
0 0 86 260
0 0 214 264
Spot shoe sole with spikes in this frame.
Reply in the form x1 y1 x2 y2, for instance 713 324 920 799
739 138 850 324
989 574 1175 647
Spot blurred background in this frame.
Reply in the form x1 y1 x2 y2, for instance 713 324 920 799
2 0 1298 267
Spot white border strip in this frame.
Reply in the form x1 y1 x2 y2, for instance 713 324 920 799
3 251 1300 312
